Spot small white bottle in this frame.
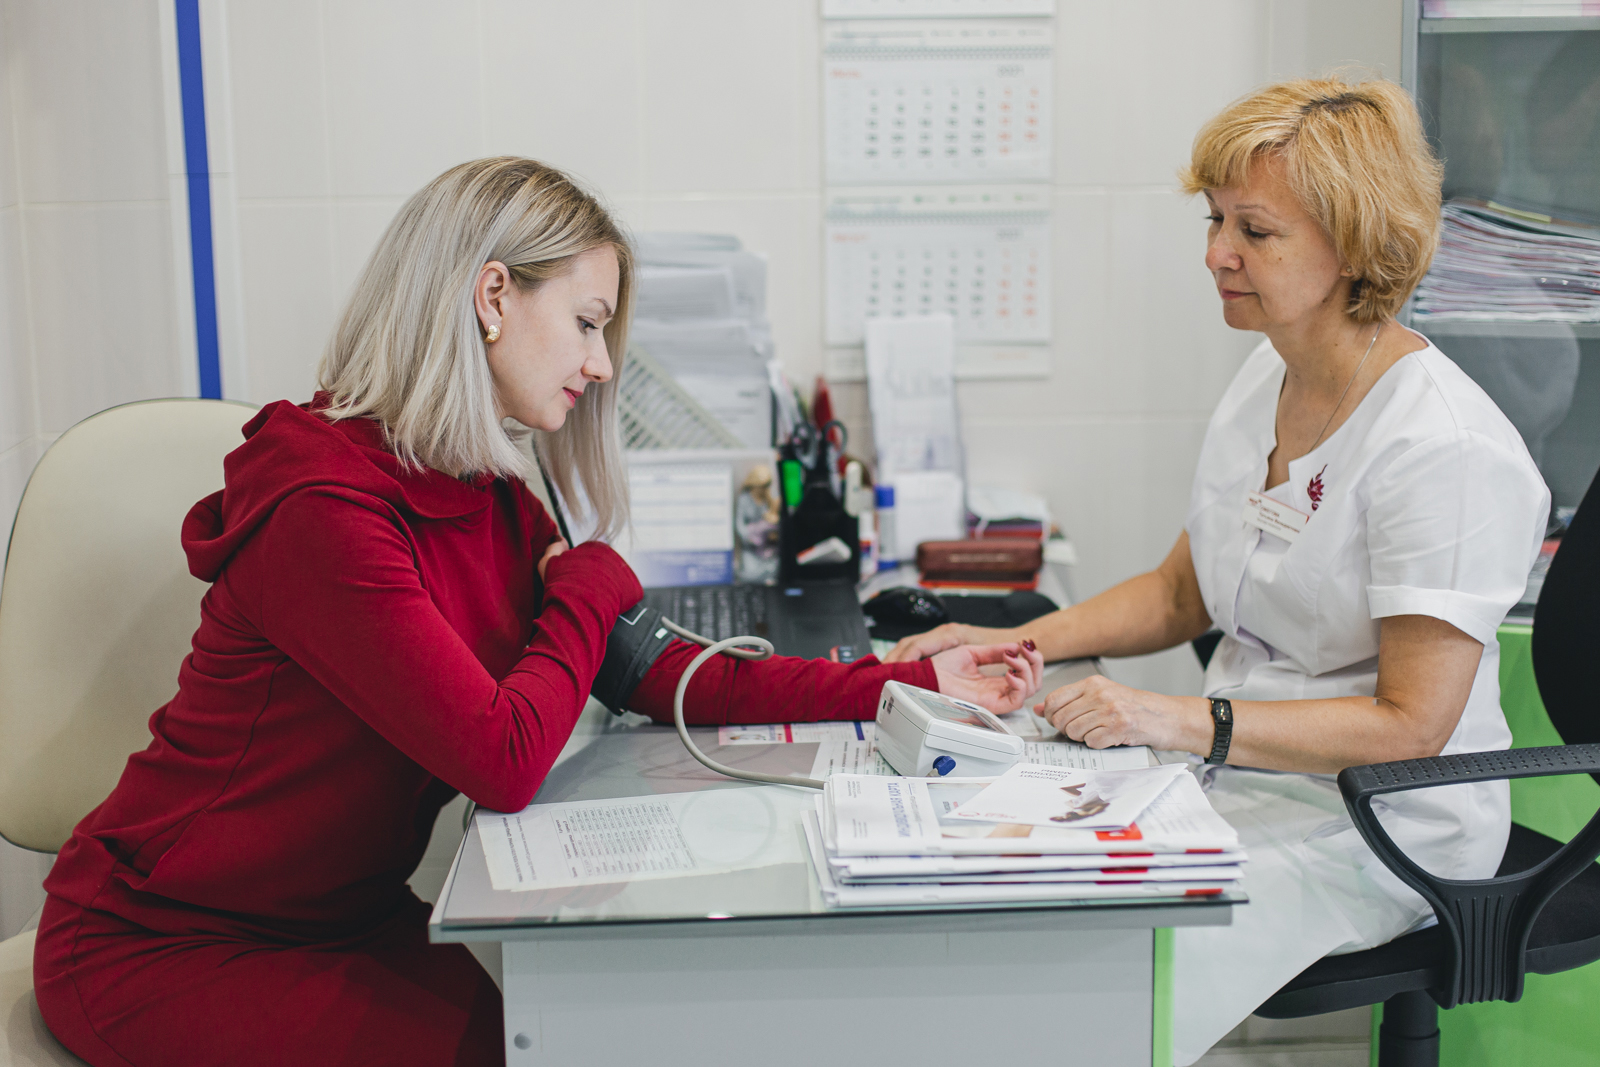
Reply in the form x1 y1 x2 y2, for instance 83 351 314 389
875 484 898 572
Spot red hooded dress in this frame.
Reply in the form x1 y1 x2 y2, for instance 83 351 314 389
33 400 938 1067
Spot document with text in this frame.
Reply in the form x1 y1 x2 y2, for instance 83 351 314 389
476 789 791 892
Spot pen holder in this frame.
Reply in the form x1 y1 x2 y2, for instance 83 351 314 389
778 488 861 585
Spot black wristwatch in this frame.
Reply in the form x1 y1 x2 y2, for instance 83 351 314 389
1205 698 1234 765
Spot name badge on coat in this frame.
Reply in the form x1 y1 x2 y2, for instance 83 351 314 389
1242 490 1310 543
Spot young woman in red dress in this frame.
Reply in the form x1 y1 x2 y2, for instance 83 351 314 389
32 157 1043 1067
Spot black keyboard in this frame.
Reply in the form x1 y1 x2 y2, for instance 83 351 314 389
652 585 770 643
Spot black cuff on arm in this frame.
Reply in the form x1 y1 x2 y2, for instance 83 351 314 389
591 604 676 714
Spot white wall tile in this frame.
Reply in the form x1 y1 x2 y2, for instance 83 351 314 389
0 209 32 454
1055 0 1270 189
0 438 40 553
236 201 337 405
0 9 17 214
963 414 1208 600
960 188 1252 422
224 0 331 200
1267 0 1403 82
330 198 406 295
638 0 819 194
1102 187 1258 413
321 0 486 198
479 0 645 195
7 0 169 204
25 204 185 434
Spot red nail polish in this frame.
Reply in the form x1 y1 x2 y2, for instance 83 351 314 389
1023 639 1037 652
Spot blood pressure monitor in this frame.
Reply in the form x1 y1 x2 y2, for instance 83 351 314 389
874 681 1026 778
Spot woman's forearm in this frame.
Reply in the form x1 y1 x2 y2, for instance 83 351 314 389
1019 570 1209 661
1038 615 1480 775
1014 533 1212 661
1154 694 1456 774
626 645 939 725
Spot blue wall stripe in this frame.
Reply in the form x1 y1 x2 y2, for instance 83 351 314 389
174 0 222 400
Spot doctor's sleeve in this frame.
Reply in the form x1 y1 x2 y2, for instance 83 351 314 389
1364 431 1549 645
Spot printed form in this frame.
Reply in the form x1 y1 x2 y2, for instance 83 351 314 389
476 788 796 893
808 735 1150 780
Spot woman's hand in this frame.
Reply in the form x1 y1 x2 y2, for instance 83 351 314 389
537 537 568 582
930 642 1046 715
883 623 1014 663
1034 674 1209 751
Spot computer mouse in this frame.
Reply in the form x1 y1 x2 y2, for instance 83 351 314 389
863 587 950 640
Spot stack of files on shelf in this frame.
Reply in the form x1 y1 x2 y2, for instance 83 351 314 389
630 234 775 449
966 485 1051 541
803 766 1244 908
1422 1 1599 15
1412 200 1600 324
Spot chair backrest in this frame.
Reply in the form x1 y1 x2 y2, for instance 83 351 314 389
0 399 258 853
1533 464 1600 781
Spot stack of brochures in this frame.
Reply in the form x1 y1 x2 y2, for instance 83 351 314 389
1412 200 1600 324
804 764 1244 908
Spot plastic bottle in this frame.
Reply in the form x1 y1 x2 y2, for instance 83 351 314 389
875 484 899 572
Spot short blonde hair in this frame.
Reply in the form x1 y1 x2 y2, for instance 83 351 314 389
318 157 633 539
1179 77 1443 323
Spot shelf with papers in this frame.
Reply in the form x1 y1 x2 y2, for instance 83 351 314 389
1420 16 1600 34
1414 318 1600 340
1406 7 1600 510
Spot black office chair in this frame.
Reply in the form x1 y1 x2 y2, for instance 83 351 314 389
1250 464 1600 1067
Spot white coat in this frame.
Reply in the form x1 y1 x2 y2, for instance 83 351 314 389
1171 334 1548 1064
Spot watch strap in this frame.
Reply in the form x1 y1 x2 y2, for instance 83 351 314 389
1205 697 1234 765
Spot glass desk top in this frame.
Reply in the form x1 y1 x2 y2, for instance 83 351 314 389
429 666 1244 943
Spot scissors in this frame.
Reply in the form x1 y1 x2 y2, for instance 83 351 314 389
789 421 847 473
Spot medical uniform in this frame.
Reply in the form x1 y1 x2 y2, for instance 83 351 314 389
1172 336 1548 1065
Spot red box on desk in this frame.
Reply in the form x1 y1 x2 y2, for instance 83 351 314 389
915 539 1042 588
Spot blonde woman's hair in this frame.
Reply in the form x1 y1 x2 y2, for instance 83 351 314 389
1179 76 1443 323
318 157 633 539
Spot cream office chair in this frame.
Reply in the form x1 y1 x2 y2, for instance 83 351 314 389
0 398 257 1067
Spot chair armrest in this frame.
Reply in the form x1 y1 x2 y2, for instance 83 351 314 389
1339 745 1600 799
1335 744 1600 1008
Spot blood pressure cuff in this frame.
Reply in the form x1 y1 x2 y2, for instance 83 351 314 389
591 603 676 714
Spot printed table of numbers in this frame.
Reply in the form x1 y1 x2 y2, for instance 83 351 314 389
824 19 1053 185
825 186 1051 347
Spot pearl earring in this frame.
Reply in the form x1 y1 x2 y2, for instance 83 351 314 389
485 324 500 343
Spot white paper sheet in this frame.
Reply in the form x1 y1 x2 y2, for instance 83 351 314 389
626 462 734 587
893 468 966 548
476 789 788 892
809 738 897 780
829 849 1249 880
805 811 1231 908
718 722 874 745
842 865 1243 885
949 763 1188 830
1022 740 1154 771
824 772 1241 856
864 315 963 483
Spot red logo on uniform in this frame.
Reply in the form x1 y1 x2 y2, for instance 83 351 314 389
1307 465 1327 511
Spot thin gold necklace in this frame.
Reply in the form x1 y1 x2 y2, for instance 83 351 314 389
1308 325 1381 452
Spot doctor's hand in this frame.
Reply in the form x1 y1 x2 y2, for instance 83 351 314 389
1034 675 1207 751
929 643 1046 715
883 623 1014 663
